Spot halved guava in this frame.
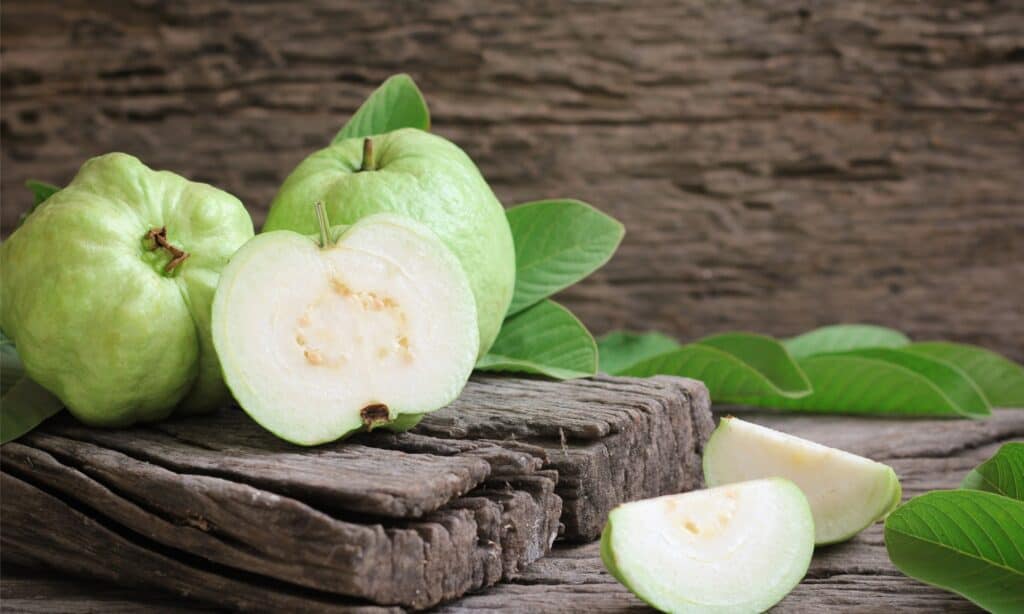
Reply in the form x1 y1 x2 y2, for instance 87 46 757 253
703 417 901 545
212 212 478 446
601 478 814 613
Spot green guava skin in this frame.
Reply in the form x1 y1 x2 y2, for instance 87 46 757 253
262 128 515 357
0 153 254 426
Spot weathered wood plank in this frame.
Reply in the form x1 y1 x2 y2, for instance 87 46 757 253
5 407 1018 611
2 0 1022 361
438 408 1022 612
0 375 710 610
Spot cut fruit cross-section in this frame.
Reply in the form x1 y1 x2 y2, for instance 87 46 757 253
212 209 478 445
703 417 901 544
601 479 814 614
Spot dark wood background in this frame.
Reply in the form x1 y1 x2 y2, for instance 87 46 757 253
3 0 1022 361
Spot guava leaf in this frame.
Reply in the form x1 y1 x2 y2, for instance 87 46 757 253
904 341 1024 408
753 350 989 418
17 180 61 228
617 335 811 403
784 324 910 360
961 443 1024 501
476 300 597 380
597 331 681 375
333 74 430 143
1 333 64 444
885 490 1024 613
695 332 811 396
505 199 624 316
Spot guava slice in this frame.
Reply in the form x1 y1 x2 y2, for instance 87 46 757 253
703 417 901 545
212 212 478 446
601 479 814 614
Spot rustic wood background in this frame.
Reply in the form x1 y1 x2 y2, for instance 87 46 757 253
3 1 1022 361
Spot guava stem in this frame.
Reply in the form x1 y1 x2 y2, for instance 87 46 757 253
314 200 331 248
145 227 190 272
360 403 390 429
360 138 376 172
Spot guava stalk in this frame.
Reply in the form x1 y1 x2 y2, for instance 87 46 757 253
145 226 190 272
314 201 331 248
360 138 375 172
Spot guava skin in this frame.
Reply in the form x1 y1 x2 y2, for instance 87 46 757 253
0 153 254 426
263 128 515 357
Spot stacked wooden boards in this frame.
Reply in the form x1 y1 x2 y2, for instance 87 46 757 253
1 375 713 611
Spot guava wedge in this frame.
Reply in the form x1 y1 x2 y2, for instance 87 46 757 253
703 417 901 545
601 479 814 614
0 153 254 426
212 210 478 446
263 128 515 358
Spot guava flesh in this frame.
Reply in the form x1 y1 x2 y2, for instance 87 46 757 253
602 479 814 614
262 128 515 358
703 417 901 545
0 153 254 425
212 214 478 446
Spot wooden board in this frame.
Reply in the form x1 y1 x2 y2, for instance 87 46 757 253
3 0 1023 363
0 375 712 610
8 406 1018 612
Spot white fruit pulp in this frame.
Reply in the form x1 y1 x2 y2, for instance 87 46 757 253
703 417 898 544
607 479 813 613
213 214 478 445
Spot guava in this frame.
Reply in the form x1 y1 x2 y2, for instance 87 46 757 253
0 153 254 426
703 417 901 545
601 479 814 613
212 207 478 446
262 128 515 357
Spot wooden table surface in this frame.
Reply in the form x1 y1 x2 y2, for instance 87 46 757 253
4 405 1021 612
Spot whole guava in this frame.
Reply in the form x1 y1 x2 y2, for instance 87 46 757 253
262 128 515 357
0 153 254 426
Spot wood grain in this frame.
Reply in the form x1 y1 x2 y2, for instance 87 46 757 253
6 407 1020 612
2 0 1021 361
0 375 711 610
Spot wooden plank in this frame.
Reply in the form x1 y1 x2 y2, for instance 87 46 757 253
2 0 1022 362
439 408 1023 613
0 375 711 610
7 407 1018 611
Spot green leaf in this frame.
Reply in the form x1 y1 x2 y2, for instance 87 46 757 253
755 351 990 418
26 179 60 206
961 443 1024 501
505 200 624 316
333 74 430 143
904 342 1024 408
476 300 597 380
18 180 61 228
840 348 990 416
1 333 64 444
597 331 681 375
885 490 1024 613
784 324 910 360
694 332 811 396
618 336 811 403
